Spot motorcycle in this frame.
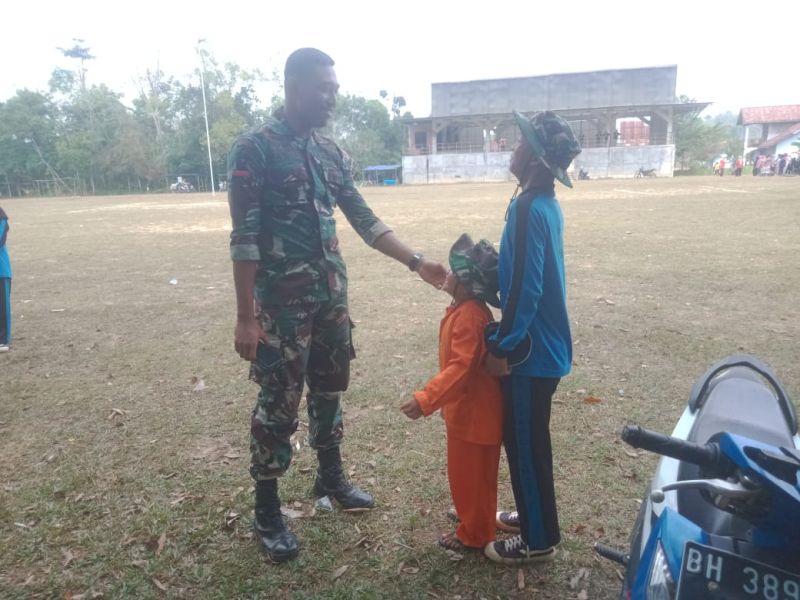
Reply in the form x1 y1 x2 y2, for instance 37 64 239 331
594 354 800 599
170 182 196 193
578 168 591 180
635 167 657 178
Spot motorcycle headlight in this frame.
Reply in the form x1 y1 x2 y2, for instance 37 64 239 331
647 541 677 600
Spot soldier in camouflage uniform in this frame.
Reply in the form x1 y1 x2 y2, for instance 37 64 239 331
227 48 447 562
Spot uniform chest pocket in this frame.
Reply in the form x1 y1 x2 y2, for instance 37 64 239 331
265 165 312 205
321 164 344 204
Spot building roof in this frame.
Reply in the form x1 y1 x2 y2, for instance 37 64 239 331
363 165 402 171
399 102 712 127
738 105 800 125
758 122 800 150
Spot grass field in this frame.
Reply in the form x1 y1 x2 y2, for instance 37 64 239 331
1 175 799 600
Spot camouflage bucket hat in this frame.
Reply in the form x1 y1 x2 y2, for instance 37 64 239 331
448 233 501 309
513 110 581 188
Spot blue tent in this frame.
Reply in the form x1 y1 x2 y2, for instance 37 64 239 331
363 164 402 185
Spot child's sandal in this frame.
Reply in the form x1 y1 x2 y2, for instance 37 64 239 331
438 532 468 551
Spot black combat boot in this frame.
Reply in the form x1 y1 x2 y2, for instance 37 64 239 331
254 479 299 562
313 446 376 509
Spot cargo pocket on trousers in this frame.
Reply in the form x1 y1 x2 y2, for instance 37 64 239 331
348 317 357 360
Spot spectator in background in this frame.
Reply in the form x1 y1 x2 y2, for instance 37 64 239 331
719 157 726 177
735 156 743 176
0 206 10 353
753 155 763 176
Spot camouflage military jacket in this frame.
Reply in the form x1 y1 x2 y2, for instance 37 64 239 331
227 115 391 305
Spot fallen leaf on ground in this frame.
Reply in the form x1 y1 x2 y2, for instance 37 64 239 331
63 549 75 568
625 451 639 458
332 565 349 581
392 355 404 359
446 550 463 562
156 532 167 556
280 507 304 519
403 567 420 574
371 406 385 411
298 467 312 474
584 396 602 404
574 524 587 533
189 376 198 385
577 591 588 600
152 578 167 591
342 507 372 513
223 453 240 459
381 514 389 522
569 568 589 589
517 569 525 590
192 380 207 392
107 408 126 419
293 501 302 508
131 560 148 568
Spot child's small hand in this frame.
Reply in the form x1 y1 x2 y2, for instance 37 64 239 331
401 396 424 420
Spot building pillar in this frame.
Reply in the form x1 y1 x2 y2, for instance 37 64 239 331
666 107 674 145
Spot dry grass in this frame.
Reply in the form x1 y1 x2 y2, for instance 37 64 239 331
1 175 799 599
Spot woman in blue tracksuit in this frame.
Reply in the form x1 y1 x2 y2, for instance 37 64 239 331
483 111 581 565
0 206 11 353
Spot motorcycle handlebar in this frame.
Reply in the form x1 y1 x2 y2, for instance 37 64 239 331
621 425 734 474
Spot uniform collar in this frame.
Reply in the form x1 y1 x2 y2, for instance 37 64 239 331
269 107 321 144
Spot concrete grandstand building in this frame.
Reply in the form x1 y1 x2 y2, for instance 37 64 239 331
401 66 710 183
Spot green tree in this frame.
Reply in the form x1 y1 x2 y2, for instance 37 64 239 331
674 96 731 168
0 90 60 183
325 94 404 173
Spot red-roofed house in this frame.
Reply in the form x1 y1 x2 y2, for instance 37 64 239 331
738 105 800 156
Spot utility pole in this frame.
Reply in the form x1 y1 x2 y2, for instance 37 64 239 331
197 39 215 196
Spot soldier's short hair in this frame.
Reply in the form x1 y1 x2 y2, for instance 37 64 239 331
285 48 335 80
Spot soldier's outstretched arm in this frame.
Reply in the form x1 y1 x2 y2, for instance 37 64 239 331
373 232 447 288
335 150 447 288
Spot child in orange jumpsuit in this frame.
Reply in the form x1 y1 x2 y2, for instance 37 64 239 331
401 234 503 550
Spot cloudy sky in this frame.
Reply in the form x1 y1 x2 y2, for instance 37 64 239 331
3 0 795 117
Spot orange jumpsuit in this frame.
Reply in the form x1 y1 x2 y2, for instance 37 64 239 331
414 299 504 547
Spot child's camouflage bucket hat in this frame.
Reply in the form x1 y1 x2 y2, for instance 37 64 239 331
513 110 581 188
448 234 501 309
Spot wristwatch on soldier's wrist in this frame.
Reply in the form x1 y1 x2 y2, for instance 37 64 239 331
408 253 423 272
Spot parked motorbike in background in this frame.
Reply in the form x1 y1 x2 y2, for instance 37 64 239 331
635 167 657 178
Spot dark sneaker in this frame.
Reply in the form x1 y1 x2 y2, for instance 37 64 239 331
495 510 521 534
484 535 555 565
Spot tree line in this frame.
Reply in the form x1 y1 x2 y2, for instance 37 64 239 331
0 40 408 197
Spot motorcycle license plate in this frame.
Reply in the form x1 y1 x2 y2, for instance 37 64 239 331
676 541 800 600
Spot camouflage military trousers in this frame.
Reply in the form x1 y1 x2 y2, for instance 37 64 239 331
249 293 354 481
